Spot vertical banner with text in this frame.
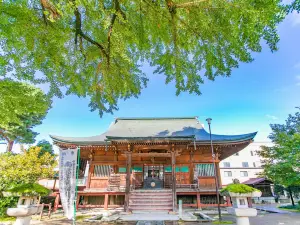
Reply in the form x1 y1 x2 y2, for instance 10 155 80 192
59 148 78 219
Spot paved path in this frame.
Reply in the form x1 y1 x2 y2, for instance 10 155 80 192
254 205 292 214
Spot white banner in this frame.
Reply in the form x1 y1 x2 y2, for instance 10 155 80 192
59 148 78 220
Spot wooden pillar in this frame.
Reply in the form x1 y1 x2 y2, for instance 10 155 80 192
114 150 118 173
226 196 232 206
189 150 194 184
196 193 201 209
171 146 176 212
215 162 221 188
53 193 60 212
87 165 94 188
124 146 132 212
76 194 80 209
104 194 109 210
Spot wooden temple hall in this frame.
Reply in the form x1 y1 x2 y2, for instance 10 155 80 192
51 117 257 211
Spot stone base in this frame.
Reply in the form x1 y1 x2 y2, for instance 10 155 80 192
227 207 258 225
227 207 257 217
236 217 250 225
14 216 31 225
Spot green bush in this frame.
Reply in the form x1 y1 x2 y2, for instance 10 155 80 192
0 197 18 217
6 183 50 197
220 183 259 194
279 204 300 211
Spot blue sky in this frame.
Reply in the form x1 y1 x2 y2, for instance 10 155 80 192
1 11 300 153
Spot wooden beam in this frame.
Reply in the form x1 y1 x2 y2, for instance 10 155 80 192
122 153 176 158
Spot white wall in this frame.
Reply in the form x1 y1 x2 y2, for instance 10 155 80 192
220 142 273 185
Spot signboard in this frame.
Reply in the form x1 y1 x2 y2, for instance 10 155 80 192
59 148 78 219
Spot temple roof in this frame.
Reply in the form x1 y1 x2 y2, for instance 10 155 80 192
50 117 257 145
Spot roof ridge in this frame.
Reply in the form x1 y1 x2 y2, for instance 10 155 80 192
115 117 198 120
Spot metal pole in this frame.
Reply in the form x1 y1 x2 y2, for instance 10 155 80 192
206 118 222 221
73 146 81 225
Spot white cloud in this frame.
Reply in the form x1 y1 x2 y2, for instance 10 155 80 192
296 75 300 86
290 11 300 26
266 114 278 120
294 62 300 69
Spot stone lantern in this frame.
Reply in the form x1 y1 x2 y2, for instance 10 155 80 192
221 179 262 225
4 183 50 225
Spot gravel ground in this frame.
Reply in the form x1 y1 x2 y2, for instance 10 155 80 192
28 212 300 225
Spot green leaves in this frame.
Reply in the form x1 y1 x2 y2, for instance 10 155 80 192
0 79 51 151
6 183 51 197
258 108 300 189
0 147 57 192
0 0 286 115
220 183 259 195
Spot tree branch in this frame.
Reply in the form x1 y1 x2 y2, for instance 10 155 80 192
0 130 9 142
73 5 108 58
107 0 126 65
175 0 209 8
39 0 48 25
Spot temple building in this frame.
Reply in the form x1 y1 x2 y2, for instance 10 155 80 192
50 117 257 211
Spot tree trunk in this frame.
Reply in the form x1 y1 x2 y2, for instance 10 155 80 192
288 187 295 206
6 140 14 152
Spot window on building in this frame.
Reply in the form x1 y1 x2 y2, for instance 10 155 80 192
94 165 113 177
242 162 249 168
253 162 256 167
240 171 248 177
195 164 215 177
239 199 246 205
235 153 239 156
223 162 231 168
224 171 232 177
250 151 254 156
118 167 127 173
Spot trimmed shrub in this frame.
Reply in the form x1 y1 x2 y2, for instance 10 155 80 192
0 197 18 217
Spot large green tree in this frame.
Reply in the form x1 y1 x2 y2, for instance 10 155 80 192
37 139 55 156
0 0 287 116
0 79 51 152
259 108 300 206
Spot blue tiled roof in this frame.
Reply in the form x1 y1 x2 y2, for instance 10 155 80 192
50 117 257 145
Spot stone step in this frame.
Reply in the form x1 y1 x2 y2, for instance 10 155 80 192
130 192 172 195
129 205 172 210
129 199 173 204
130 196 172 201
129 202 172 206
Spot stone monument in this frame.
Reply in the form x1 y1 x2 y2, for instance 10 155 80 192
221 179 261 225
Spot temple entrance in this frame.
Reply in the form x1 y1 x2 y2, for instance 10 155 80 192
143 165 164 189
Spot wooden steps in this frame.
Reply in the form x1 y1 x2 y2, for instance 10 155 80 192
129 189 173 211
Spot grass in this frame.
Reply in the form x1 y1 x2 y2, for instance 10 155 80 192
212 221 234 224
278 204 300 212
76 215 92 221
0 217 16 222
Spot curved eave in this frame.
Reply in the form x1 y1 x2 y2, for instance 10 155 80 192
50 132 257 146
50 135 107 146
195 132 257 145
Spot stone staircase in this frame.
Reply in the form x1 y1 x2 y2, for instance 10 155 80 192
129 189 173 211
